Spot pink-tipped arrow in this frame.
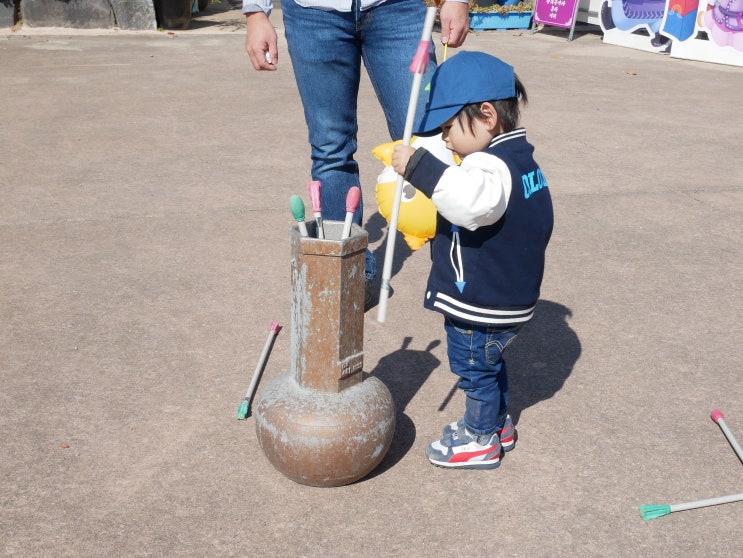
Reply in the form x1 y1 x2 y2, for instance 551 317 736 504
307 180 324 239
711 409 743 465
237 321 282 420
342 186 361 240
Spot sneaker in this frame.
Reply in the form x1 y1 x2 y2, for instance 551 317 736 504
442 414 516 452
425 426 502 470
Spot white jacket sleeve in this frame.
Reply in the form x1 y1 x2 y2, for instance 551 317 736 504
430 152 512 231
243 0 272 14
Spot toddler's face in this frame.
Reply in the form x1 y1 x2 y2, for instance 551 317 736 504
440 113 495 158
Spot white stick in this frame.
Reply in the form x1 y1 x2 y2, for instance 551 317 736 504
711 409 743 465
377 6 437 324
718 419 743 464
342 213 354 240
314 213 325 239
669 492 743 513
244 322 281 403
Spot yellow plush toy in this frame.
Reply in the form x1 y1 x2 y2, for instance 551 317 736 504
372 134 458 251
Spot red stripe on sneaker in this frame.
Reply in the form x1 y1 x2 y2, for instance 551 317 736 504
500 434 514 445
450 447 499 463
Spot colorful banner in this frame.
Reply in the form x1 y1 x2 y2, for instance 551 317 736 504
534 0 582 27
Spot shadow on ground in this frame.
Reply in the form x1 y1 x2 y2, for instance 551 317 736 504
506 299 581 425
430 300 580 427
363 211 418 312
189 0 245 31
364 336 442 477
365 298 580 479
366 211 416 281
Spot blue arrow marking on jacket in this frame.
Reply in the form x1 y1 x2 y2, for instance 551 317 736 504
449 225 466 293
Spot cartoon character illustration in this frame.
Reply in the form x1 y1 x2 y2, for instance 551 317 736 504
601 0 672 47
662 0 701 41
599 0 743 61
372 135 458 251
703 0 743 51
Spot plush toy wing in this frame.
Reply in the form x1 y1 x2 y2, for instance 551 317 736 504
372 135 456 251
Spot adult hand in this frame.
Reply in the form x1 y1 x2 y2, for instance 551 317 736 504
245 12 278 71
439 1 470 48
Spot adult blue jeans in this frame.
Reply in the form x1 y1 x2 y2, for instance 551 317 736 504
282 0 437 279
444 316 522 436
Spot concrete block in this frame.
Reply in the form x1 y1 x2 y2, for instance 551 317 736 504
0 0 18 28
112 0 157 30
21 0 156 30
21 0 115 28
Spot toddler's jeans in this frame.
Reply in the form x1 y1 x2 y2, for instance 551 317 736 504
444 316 522 436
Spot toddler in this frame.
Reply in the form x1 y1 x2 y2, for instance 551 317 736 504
392 51 553 470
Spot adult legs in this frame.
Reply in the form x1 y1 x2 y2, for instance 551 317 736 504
357 0 437 139
283 0 436 280
283 0 362 225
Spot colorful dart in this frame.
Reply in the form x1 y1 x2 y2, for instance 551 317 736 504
640 492 743 521
307 180 324 239
711 409 743 465
640 410 743 520
342 186 361 240
290 194 309 237
237 322 281 420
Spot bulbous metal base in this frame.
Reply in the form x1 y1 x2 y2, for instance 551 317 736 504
255 371 396 487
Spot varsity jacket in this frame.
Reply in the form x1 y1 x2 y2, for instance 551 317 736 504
403 128 553 327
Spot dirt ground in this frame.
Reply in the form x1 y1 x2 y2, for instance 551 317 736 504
1 4 742 556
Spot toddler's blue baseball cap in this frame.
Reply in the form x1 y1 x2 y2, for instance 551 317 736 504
415 51 516 134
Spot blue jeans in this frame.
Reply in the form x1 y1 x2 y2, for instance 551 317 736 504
444 317 522 436
282 0 437 279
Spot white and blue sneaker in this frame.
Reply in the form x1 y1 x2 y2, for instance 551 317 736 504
441 414 516 452
425 426 502 470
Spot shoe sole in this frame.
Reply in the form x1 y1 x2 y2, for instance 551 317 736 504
427 457 501 470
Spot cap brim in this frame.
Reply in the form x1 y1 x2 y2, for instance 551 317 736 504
414 104 461 136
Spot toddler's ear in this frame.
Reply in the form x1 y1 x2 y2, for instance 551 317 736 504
480 102 499 133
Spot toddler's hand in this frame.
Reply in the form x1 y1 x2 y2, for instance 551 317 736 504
392 145 416 176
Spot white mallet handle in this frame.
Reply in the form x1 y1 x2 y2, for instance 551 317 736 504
670 492 743 513
342 213 354 240
314 214 325 239
245 322 281 402
377 6 437 324
711 410 743 465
